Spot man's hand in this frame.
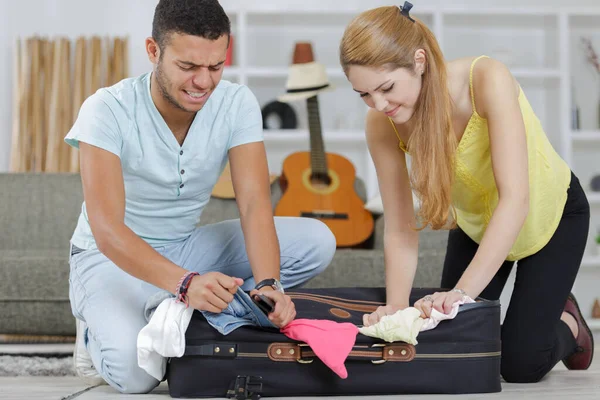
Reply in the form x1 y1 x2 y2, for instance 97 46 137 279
187 272 244 313
362 304 407 327
250 288 296 328
414 291 465 319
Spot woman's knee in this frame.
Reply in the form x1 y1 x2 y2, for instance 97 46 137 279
500 345 549 383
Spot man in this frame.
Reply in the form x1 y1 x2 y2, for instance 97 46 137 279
65 0 336 394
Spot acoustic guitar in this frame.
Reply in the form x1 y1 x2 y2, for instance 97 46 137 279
211 161 278 199
275 95 374 248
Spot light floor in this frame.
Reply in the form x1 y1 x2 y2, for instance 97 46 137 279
1 351 599 400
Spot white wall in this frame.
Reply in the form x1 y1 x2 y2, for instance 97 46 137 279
1 0 600 171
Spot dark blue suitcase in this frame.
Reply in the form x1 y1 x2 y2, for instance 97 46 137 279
166 287 501 398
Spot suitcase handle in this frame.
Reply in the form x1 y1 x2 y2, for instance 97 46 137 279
287 294 379 313
267 342 416 364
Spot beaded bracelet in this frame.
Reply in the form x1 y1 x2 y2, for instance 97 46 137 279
175 271 199 307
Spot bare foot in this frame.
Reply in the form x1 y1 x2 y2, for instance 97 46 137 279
561 311 579 338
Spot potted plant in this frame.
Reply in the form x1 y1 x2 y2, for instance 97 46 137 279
596 231 600 256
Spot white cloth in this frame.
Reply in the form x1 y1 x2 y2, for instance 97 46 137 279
420 296 475 331
137 297 194 380
359 296 475 345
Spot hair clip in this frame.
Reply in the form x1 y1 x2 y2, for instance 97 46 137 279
399 1 415 23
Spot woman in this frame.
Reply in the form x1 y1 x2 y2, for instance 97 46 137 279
339 3 594 382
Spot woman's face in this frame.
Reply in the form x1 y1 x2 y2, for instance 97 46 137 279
347 64 423 125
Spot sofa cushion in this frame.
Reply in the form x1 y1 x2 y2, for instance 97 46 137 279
0 250 69 300
0 249 72 335
0 173 83 250
305 228 449 290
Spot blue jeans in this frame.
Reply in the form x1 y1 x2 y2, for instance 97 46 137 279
68 217 336 394
144 288 278 335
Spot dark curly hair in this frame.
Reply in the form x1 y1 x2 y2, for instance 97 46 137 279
152 0 231 55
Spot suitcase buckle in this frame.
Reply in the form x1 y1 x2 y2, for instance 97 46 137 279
297 343 314 364
371 343 387 364
370 343 416 363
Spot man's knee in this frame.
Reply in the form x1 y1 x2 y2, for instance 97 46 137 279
110 366 159 394
100 344 160 394
306 219 336 272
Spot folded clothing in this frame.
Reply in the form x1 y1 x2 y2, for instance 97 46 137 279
359 296 475 344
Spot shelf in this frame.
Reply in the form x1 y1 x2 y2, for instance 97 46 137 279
230 66 557 80
589 319 600 332
263 130 365 143
441 8 560 16
587 192 600 205
245 67 345 79
571 131 600 142
511 68 561 79
581 256 600 269
222 67 241 80
223 67 240 75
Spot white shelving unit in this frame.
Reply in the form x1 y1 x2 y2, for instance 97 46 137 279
221 2 600 316
221 4 599 189
582 256 600 269
571 131 600 142
589 319 600 332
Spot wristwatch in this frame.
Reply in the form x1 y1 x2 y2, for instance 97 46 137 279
255 278 284 293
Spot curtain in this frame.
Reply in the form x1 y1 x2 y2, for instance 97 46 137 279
10 36 129 173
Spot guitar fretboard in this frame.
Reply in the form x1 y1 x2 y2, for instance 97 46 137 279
306 96 328 179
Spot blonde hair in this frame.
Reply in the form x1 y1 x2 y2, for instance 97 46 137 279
340 6 457 230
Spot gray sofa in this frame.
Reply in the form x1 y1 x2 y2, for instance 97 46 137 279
0 173 448 336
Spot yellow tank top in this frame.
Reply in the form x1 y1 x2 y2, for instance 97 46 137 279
389 55 571 261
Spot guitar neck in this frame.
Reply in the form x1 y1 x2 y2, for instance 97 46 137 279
306 96 328 177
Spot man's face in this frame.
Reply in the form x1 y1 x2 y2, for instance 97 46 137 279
151 33 229 113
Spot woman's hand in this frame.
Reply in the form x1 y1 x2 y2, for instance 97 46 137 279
414 291 465 318
362 304 407 327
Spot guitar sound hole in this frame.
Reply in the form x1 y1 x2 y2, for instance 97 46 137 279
310 172 332 189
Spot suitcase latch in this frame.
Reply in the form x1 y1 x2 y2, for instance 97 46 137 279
226 375 263 400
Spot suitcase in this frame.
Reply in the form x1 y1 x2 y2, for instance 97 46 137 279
166 287 501 398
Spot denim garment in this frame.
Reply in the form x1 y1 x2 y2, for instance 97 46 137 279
145 289 277 335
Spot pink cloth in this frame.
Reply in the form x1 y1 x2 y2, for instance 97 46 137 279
281 319 359 379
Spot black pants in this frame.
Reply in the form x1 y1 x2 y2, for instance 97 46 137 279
441 171 590 383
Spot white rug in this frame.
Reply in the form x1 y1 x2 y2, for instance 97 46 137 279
0 355 75 377
0 343 75 377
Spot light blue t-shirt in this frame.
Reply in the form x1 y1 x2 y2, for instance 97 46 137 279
64 72 263 250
